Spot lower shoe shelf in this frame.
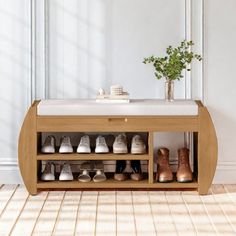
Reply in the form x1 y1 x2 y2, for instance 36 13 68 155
37 179 198 189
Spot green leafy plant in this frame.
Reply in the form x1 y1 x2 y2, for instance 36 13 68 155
143 40 202 81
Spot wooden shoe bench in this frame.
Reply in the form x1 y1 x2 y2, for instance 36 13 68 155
18 99 217 195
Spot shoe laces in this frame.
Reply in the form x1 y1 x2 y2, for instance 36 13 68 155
116 134 126 143
61 136 71 145
80 135 89 145
133 135 144 144
44 135 55 146
97 136 106 145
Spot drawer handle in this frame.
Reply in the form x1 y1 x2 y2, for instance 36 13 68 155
108 118 128 122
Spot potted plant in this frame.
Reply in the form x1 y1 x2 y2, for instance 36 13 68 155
143 40 202 101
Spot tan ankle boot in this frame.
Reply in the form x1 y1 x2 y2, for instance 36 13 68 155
156 148 173 182
177 148 193 182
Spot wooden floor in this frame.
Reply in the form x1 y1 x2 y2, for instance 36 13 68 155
0 185 236 235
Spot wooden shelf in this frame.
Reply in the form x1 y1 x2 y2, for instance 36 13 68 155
18 100 218 195
37 153 150 161
37 179 198 189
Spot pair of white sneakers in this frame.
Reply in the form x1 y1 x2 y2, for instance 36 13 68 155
77 135 109 153
41 162 73 181
41 135 109 154
41 135 73 154
113 134 146 154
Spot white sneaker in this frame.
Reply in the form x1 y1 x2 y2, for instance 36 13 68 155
77 135 91 153
131 135 146 154
41 162 55 181
41 135 55 153
59 136 73 153
95 136 109 153
113 134 128 154
59 163 73 181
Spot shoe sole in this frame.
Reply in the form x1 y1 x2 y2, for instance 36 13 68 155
77 151 91 153
59 150 73 153
41 148 55 154
131 150 146 154
59 177 74 181
95 150 109 153
158 179 173 183
41 178 55 181
113 150 128 154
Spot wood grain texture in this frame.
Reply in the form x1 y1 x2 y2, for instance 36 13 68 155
149 191 177 235
116 191 136 236
10 191 48 236
148 132 154 184
95 191 116 235
165 191 197 235
181 191 216 235
18 101 39 195
74 191 98 235
200 190 235 234
52 191 81 236
0 185 235 235
37 153 150 161
132 191 156 235
32 191 65 236
0 185 29 236
0 185 18 217
198 106 218 195
37 116 199 132
37 179 198 189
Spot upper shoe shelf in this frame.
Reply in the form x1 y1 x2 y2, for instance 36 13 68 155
37 99 198 116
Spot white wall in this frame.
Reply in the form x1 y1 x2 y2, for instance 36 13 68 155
46 0 186 99
0 0 30 183
205 0 236 183
0 0 235 183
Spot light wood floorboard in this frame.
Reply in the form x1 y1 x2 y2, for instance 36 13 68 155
10 191 48 236
165 191 197 235
95 191 116 236
0 185 236 235
116 191 136 236
132 191 156 235
32 191 65 236
74 191 98 236
0 185 29 236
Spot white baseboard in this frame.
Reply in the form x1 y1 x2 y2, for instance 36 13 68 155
0 161 235 185
0 161 23 184
213 162 236 184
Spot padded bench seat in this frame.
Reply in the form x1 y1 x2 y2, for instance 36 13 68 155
37 99 198 116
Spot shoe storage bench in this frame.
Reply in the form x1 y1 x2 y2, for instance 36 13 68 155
18 100 217 195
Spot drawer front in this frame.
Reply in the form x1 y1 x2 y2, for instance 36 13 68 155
36 116 199 132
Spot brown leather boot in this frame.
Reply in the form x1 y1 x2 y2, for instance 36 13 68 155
156 148 173 182
177 148 193 182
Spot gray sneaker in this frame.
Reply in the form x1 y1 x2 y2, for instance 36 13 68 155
113 134 128 154
95 136 109 153
41 162 55 181
59 136 73 153
77 135 91 153
131 135 146 154
59 163 73 181
41 135 56 153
